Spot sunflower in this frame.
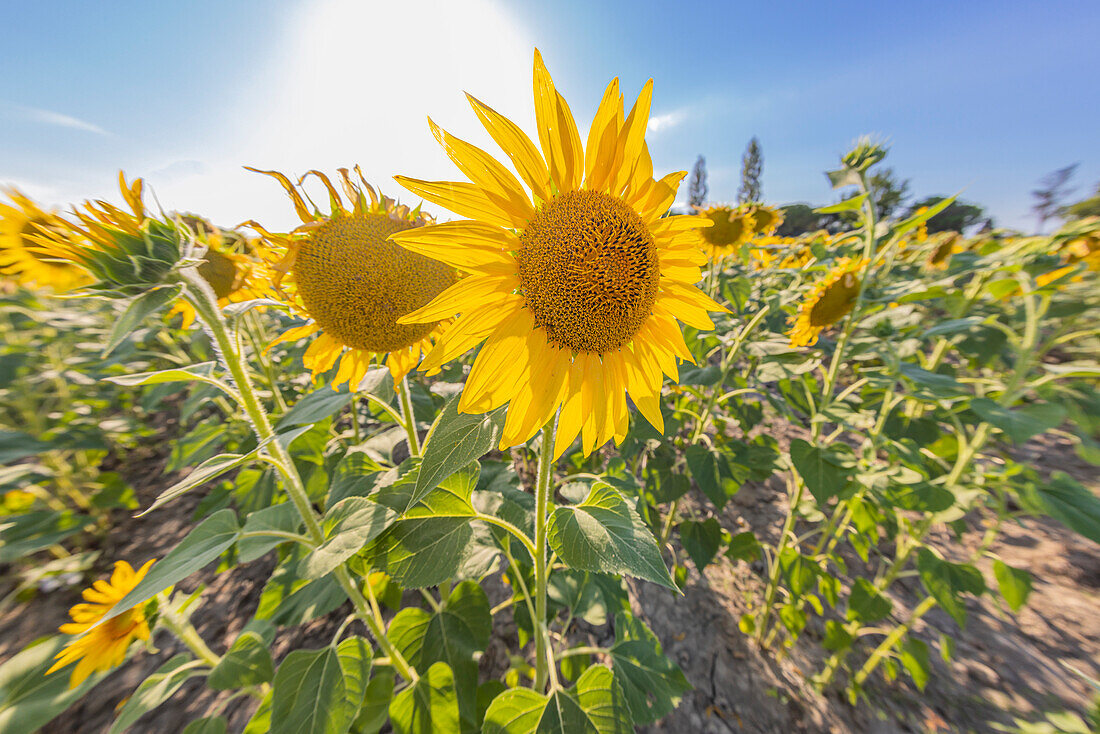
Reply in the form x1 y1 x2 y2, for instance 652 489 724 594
391 50 723 457
169 218 272 328
246 167 457 388
926 232 960 270
788 257 868 347
47 559 155 688
698 204 755 259
0 189 90 291
747 203 784 238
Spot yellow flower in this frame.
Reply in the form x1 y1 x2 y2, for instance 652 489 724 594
0 189 91 291
698 204 755 259
788 258 868 347
392 50 724 457
2 489 35 513
746 203 784 238
247 168 457 388
926 232 960 270
47 559 155 688
169 218 272 329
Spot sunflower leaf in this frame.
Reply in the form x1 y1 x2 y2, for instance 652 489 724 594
482 664 633 734
546 483 675 590
412 397 506 510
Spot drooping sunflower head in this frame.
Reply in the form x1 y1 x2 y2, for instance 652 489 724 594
169 217 273 328
391 49 725 457
788 257 868 347
0 189 91 292
39 173 191 296
47 559 155 688
247 167 457 387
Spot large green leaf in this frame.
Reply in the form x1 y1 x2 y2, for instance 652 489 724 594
388 581 491 732
684 444 741 509
270 646 358 734
0 430 51 464
365 482 489 588
389 661 460 734
677 518 722 571
482 665 633 734
0 636 106 733
0 510 87 564
207 631 274 690
607 612 690 725
993 560 1032 613
1017 471 1100 544
110 655 207 734
846 578 892 624
412 398 506 509
103 284 182 356
971 399 1066 445
547 483 675 590
788 439 849 505
102 509 240 623
900 638 931 691
275 386 354 430
916 548 986 628
238 503 303 563
299 498 396 580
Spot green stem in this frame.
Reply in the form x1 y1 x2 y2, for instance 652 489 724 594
851 596 937 688
157 600 221 668
398 376 421 457
533 413 559 693
180 269 417 683
756 473 802 645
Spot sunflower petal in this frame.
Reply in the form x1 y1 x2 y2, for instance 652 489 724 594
393 177 527 229
465 93 551 204
389 221 517 274
427 118 535 223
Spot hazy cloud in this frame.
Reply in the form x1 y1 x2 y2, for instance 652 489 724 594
14 105 109 136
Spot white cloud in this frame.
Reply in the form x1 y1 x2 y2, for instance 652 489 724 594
15 105 109 136
147 0 537 230
647 108 688 135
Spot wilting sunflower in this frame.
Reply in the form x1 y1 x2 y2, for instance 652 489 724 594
392 50 723 457
246 168 457 387
47 559 155 688
169 218 271 328
788 257 868 347
0 189 90 291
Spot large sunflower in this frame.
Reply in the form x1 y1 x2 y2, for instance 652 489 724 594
788 257 868 347
0 189 90 291
47 559 155 688
247 168 457 388
392 50 723 457
169 218 272 328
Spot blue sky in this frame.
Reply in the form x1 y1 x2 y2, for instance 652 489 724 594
1 0 1097 232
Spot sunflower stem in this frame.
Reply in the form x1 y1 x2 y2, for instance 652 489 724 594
398 376 421 458
533 413 559 693
180 268 418 683
156 597 221 668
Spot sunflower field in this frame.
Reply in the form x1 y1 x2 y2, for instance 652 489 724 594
1 50 1099 734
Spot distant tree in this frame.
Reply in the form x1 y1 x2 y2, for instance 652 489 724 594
776 203 821 236
907 196 987 234
1032 164 1078 232
1060 181 1100 220
839 167 910 222
688 155 708 209
737 137 763 203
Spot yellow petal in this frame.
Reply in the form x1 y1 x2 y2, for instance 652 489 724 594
400 273 518 324
461 306 538 413
246 168 314 224
532 49 582 193
610 79 653 196
393 177 527 229
427 117 535 223
584 77 622 192
421 296 523 374
465 93 551 204
389 221 518 274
